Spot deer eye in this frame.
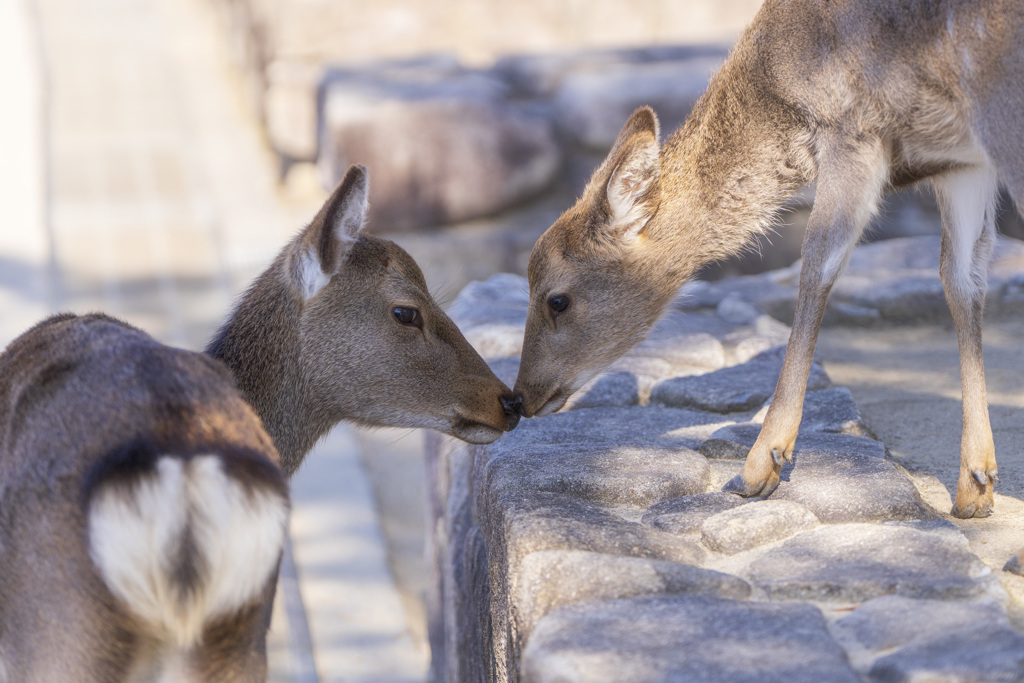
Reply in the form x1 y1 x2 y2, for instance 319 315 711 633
393 306 422 328
547 294 571 315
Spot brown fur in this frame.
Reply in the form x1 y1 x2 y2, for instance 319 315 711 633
0 313 286 681
516 0 1023 525
207 165 520 476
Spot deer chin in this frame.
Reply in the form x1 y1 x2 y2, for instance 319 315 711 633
448 415 506 444
532 390 569 418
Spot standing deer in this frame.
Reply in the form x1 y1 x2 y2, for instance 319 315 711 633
513 0 1023 539
0 313 289 682
207 164 521 476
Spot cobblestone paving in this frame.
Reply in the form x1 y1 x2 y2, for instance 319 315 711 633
427 272 1024 683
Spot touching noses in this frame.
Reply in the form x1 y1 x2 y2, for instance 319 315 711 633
500 394 525 431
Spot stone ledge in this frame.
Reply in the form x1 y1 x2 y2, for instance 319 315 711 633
425 263 1024 683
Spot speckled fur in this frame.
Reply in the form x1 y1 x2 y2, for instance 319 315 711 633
0 313 286 682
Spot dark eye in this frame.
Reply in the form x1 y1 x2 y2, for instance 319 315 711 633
393 306 422 328
547 294 571 315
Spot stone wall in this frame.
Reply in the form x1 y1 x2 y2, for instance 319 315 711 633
207 0 759 161
425 236 1024 682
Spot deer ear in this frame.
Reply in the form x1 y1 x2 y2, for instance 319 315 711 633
293 164 369 300
594 108 661 243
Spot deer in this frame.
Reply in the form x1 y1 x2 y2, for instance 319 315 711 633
0 163 522 680
206 163 521 477
512 0 1024 558
0 312 290 682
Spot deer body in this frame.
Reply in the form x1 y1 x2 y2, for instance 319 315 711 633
0 313 288 682
515 0 1023 529
207 165 521 476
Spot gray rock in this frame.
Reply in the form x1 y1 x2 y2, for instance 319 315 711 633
516 550 751 638
497 405 725 452
868 625 1024 683
701 500 820 555
831 595 1011 654
651 349 831 413
717 294 761 325
450 272 530 310
698 425 926 523
642 491 747 534
448 273 528 357
521 595 862 683
499 492 707 573
749 524 994 602
494 44 730 99
486 357 520 388
624 331 728 373
486 441 710 508
554 57 725 150
676 273 796 312
751 387 872 438
319 72 560 231
568 372 641 410
728 337 787 365
702 424 884 459
771 441 930 523
703 236 1024 326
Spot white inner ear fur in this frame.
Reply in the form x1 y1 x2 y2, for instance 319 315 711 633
606 141 659 241
298 248 332 301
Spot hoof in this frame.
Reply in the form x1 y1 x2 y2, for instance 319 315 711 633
723 474 778 498
950 502 993 519
1004 555 1024 576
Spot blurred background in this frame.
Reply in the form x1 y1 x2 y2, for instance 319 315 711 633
2 0 1022 681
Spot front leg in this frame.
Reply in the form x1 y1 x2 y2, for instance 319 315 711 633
725 133 887 497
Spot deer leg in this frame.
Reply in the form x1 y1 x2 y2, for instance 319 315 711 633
933 165 999 518
725 134 886 497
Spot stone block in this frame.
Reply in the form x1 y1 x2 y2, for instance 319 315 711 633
770 442 930 523
498 492 707 576
867 625 1024 682
496 405 727 453
319 66 560 231
701 500 820 555
554 57 725 150
748 524 995 603
698 426 927 523
567 372 641 409
751 387 872 438
494 45 730 99
485 441 710 508
831 595 1011 655
642 491 747 535
516 550 751 638
651 348 831 413
521 595 861 683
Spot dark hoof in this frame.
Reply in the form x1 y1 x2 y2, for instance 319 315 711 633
723 474 778 498
1003 555 1024 576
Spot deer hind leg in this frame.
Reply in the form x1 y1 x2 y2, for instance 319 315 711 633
724 133 887 497
933 164 999 518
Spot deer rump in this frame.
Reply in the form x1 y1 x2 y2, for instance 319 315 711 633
0 313 288 683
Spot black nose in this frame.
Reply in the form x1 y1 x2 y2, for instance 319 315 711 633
500 394 524 431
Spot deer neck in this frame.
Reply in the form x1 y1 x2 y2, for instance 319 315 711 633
206 258 328 475
645 57 814 283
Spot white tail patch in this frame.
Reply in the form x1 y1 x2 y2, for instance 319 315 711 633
88 455 289 647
